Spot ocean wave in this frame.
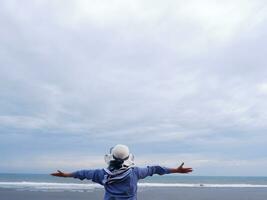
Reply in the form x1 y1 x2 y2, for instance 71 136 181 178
0 182 101 191
1 181 267 191
139 183 267 188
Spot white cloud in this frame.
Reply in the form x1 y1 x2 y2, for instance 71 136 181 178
1 0 267 175
257 82 267 94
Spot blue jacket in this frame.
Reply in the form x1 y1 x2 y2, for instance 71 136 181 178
72 166 170 200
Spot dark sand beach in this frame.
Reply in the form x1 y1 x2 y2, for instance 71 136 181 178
1 187 267 200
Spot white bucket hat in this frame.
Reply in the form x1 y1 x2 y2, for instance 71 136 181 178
104 144 134 167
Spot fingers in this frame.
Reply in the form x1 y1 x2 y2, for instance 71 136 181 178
186 168 193 172
179 162 184 168
177 163 193 173
50 170 64 176
184 167 193 171
182 168 193 173
184 167 193 170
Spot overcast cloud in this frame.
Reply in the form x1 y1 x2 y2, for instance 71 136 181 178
0 0 267 175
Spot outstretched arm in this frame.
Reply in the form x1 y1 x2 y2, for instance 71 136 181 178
135 162 193 180
168 162 193 174
51 169 105 184
51 170 73 178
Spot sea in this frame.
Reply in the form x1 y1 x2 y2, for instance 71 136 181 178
1 173 267 200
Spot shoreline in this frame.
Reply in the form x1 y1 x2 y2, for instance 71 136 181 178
1 187 267 200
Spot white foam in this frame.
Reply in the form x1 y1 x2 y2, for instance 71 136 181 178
0 182 102 191
0 181 267 191
139 183 267 188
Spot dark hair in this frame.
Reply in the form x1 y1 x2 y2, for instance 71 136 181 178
108 159 124 171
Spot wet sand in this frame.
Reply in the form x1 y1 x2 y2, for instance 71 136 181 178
1 187 267 200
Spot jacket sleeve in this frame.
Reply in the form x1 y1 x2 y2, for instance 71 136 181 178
134 166 171 180
72 169 105 184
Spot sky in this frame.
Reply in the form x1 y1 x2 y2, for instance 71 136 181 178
0 0 267 176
